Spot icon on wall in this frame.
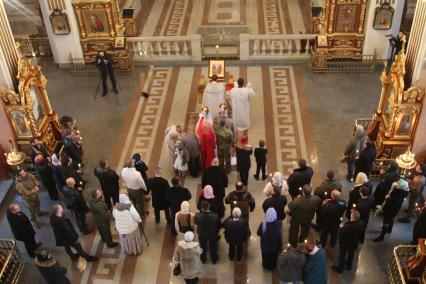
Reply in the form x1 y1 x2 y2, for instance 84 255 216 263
50 9 71 35
373 3 394 30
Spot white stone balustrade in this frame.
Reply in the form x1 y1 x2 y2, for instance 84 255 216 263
240 33 318 61
127 34 202 62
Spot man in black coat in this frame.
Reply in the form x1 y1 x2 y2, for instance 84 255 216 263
222 207 250 262
95 50 117 96
356 186 375 242
168 177 191 234
35 249 70 284
287 159 314 200
332 210 365 273
195 201 221 264
262 183 287 221
29 138 49 163
412 205 426 245
34 154 59 200
6 203 40 258
50 204 97 261
225 182 255 221
146 167 171 223
319 190 346 248
202 158 228 202
94 159 120 210
354 141 376 178
63 177 90 234
374 161 400 207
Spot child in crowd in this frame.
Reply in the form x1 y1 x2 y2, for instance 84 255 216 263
254 139 268 180
174 140 187 176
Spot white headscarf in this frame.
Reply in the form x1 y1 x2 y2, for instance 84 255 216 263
119 194 131 204
184 231 194 242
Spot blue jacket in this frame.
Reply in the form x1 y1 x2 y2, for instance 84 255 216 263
303 248 327 284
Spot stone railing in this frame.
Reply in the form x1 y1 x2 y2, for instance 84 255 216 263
127 34 202 62
240 33 317 60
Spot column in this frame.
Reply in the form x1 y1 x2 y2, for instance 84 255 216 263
0 0 19 150
39 0 83 66
407 0 426 160
363 0 405 60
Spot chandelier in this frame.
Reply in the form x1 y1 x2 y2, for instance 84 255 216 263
395 150 417 170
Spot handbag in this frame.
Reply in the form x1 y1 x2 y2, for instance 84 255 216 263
173 263 181 276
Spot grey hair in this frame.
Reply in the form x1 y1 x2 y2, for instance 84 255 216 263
232 207 242 218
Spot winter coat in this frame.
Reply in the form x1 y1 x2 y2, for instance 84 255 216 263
34 162 57 194
314 179 342 200
254 147 267 164
51 165 65 191
287 166 314 198
413 208 426 244
288 195 321 225
88 197 110 233
113 203 142 235
339 220 365 249
320 199 346 230
257 220 282 254
382 186 409 219
146 177 170 209
346 182 373 219
168 186 191 212
173 241 202 279
197 196 224 218
278 248 306 282
374 165 400 207
236 147 252 172
355 143 376 176
356 196 375 227
35 258 70 284
181 133 200 159
63 188 89 213
50 215 79 246
222 216 250 244
262 194 287 220
303 248 327 284
194 211 221 240
6 210 35 242
94 167 119 196
134 161 149 181
201 166 228 201
224 190 255 218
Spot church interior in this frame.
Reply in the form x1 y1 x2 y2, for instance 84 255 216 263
0 0 425 283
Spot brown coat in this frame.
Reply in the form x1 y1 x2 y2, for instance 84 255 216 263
173 241 202 279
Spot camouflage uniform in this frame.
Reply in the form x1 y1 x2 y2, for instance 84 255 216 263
16 173 40 220
215 124 234 173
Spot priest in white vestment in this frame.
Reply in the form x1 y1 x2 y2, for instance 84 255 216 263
202 74 225 119
229 78 255 133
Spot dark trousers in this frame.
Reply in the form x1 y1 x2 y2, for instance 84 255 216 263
199 237 218 262
127 188 145 218
255 162 266 179
239 169 249 186
64 242 90 260
171 208 178 233
73 211 87 232
347 159 355 180
104 191 119 211
185 278 199 284
337 247 355 270
22 236 38 258
320 225 339 248
154 207 171 223
188 157 200 177
101 72 117 94
289 221 310 247
228 242 243 261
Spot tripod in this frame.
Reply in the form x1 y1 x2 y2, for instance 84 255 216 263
94 73 120 105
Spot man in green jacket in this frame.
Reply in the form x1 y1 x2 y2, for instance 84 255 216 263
88 189 118 248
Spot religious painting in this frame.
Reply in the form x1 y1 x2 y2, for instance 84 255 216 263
317 35 328 47
28 87 46 126
209 60 225 79
395 110 413 136
10 109 32 137
114 36 126 49
50 9 71 35
82 9 109 36
373 3 394 30
334 4 359 33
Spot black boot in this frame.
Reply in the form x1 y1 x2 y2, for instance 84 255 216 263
373 227 387 242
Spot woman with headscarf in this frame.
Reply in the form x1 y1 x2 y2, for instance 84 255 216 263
263 172 290 198
197 185 224 218
256 207 283 270
173 231 202 284
175 201 195 235
374 161 400 207
354 140 376 178
113 194 143 255
346 172 373 219
51 154 66 194
198 116 216 170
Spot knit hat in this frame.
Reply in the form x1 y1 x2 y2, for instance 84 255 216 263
36 249 51 262
184 231 194 242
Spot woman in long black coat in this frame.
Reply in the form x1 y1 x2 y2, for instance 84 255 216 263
354 141 376 178
374 161 400 207
257 207 282 270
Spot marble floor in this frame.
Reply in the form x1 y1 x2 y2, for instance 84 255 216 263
0 61 416 284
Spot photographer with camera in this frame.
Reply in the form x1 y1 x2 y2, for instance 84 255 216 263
95 51 117 97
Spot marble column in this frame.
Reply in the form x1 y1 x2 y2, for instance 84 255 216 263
363 0 405 60
408 0 426 161
0 0 19 149
39 0 83 66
